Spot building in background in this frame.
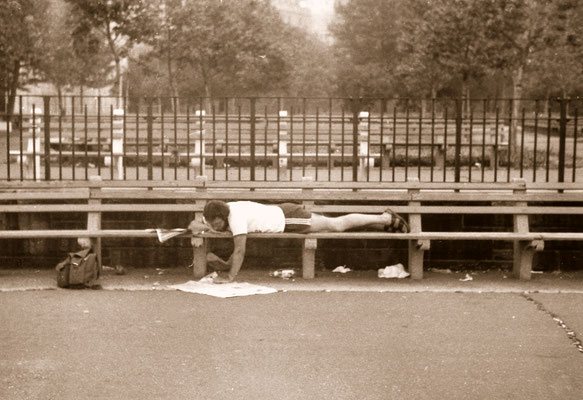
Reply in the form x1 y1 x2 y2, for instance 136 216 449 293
271 0 335 43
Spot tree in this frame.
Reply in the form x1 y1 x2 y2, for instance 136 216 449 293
34 0 111 113
0 0 46 119
330 0 404 97
396 0 453 99
277 27 336 97
127 0 292 101
525 0 583 98
66 0 144 102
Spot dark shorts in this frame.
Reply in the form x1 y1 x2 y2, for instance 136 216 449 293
278 203 312 233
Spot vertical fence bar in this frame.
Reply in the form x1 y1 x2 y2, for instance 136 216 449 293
379 100 384 182
546 102 552 182
302 98 307 178
341 106 345 182
533 100 539 182
18 96 23 180
161 100 165 180
392 105 397 182
481 99 486 182
109 104 114 180
454 98 462 183
97 96 101 176
135 98 140 180
507 99 513 182
405 102 409 182
264 105 268 181
43 96 51 181
430 99 436 182
277 98 281 181
351 99 359 182
123 97 127 180
315 107 319 181
558 98 567 183
494 106 500 182
328 98 332 181
238 104 242 181
71 97 76 181
366 108 371 181
173 97 178 180
468 104 473 182
211 103 216 181
249 97 256 181
4 99 9 180
186 100 191 180
290 106 294 181
520 108 525 179
84 104 88 180
199 98 204 178
573 107 578 182
225 98 229 181
443 107 448 182
417 103 422 180
32 105 37 181
57 99 63 180
146 99 154 181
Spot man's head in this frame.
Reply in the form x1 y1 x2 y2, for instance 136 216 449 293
203 200 230 231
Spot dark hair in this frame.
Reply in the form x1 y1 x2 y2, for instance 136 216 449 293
203 200 230 222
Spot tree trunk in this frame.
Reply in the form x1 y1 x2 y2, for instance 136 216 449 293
6 60 21 121
460 76 468 117
105 22 122 107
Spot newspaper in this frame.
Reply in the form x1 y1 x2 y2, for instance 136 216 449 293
169 280 278 298
145 228 189 243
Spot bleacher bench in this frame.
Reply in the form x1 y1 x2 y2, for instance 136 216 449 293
0 178 582 280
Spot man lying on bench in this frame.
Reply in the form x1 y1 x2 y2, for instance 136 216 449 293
188 200 409 283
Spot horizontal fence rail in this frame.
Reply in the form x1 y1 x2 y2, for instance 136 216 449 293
1 96 581 183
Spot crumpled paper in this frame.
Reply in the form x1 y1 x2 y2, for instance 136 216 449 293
332 266 352 274
199 272 218 283
378 263 410 279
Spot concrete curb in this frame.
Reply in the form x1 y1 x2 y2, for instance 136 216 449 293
2 268 583 294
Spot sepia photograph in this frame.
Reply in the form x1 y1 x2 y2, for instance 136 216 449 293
1 0 582 399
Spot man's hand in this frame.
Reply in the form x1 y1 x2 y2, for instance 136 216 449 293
213 272 234 284
188 219 208 234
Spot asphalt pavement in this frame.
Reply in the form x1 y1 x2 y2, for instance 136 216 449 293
1 267 582 400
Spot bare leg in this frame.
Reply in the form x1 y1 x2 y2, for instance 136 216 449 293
309 212 391 232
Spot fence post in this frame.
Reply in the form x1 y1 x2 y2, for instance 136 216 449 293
454 98 463 182
249 97 256 181
146 99 154 180
558 97 568 183
43 96 51 181
358 110 372 180
111 108 124 180
351 98 360 181
278 110 289 179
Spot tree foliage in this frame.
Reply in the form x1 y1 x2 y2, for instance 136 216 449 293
3 0 583 104
330 0 403 97
0 0 47 117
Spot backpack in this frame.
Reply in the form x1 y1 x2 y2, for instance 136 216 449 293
56 247 100 288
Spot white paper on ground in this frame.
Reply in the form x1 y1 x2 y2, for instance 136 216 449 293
169 280 278 298
378 263 410 279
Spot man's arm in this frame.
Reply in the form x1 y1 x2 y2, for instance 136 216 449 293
188 219 208 233
214 234 247 283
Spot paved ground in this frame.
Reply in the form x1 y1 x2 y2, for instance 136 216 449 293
1 267 582 400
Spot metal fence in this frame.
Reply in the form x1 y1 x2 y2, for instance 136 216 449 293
1 96 581 182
